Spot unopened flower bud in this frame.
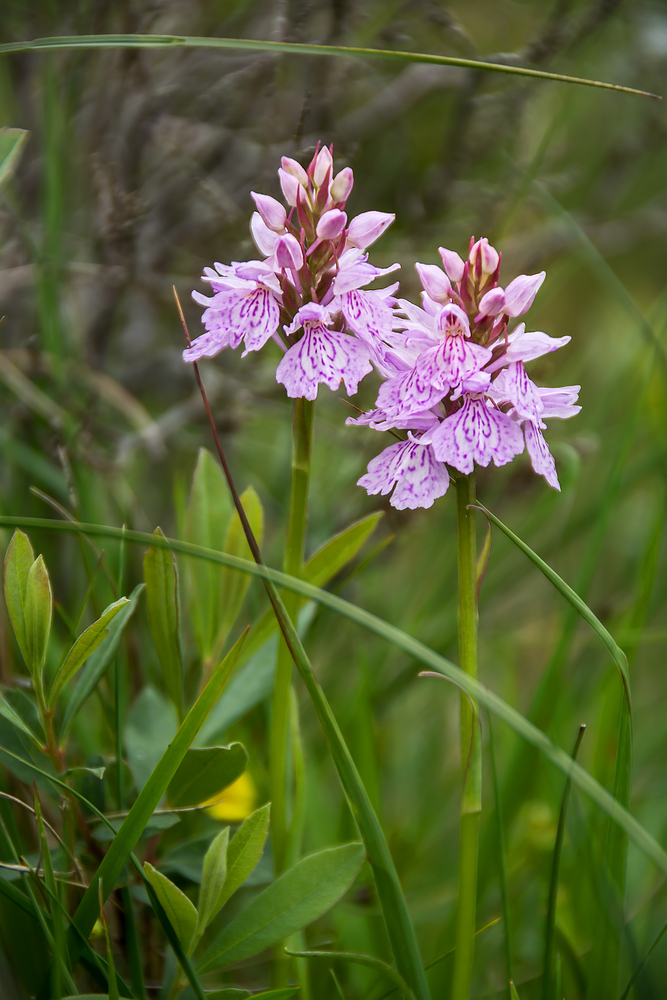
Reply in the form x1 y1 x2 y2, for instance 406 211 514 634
415 263 451 303
251 212 279 256
312 146 333 188
281 156 309 187
469 237 499 277
278 168 302 207
330 167 354 204
275 233 304 270
438 247 465 283
503 272 546 317
251 192 286 233
347 211 394 249
477 286 506 317
316 209 347 240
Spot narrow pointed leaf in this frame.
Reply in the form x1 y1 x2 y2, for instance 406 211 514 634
185 448 233 660
48 597 129 708
198 843 365 972
197 828 230 933
0 690 42 746
66 630 248 966
167 743 248 808
217 803 271 911
287 948 411 998
4 529 35 670
510 984 521 999
0 128 28 190
24 555 52 679
144 863 197 953
218 486 263 641
303 513 383 588
144 527 184 717
61 583 143 739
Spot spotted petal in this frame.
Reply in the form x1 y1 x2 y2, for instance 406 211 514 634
358 438 450 510
276 326 372 400
524 419 560 490
489 362 543 422
429 396 524 473
417 336 492 393
340 289 393 341
375 366 448 417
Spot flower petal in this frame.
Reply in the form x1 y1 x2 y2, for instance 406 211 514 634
358 438 450 509
524 420 560 490
340 289 393 340
503 272 545 317
489 362 543 422
276 326 372 400
417 336 491 391
430 396 525 473
376 367 448 417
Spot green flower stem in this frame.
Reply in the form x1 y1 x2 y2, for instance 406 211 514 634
271 396 313 876
452 472 482 1000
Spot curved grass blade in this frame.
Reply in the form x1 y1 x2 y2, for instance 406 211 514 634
488 713 513 991
475 504 631 711
542 725 586 1000
286 949 413 1000
0 34 658 98
0 517 664 879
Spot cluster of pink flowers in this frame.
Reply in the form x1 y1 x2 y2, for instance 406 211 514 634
186 147 580 511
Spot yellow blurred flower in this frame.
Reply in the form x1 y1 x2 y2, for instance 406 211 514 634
203 771 257 822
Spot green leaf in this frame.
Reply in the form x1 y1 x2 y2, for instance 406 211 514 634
196 828 229 934
0 35 656 98
48 597 129 708
303 513 383 588
198 843 365 973
286 948 411 999
23 554 52 680
249 992 300 999
167 743 248 808
0 127 28 191
144 527 184 717
185 448 233 660
216 803 270 912
178 990 251 1000
509 982 521 999
126 686 179 791
4 529 35 671
0 689 42 746
218 486 263 641
61 582 143 739
59 765 106 780
143 862 198 953
66 631 248 968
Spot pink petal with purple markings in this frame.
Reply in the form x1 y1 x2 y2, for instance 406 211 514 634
276 326 372 400
358 438 449 509
490 362 544 422
340 289 393 341
417 336 491 391
376 366 448 417
524 420 560 490
429 396 524 473
503 272 545 317
538 385 581 420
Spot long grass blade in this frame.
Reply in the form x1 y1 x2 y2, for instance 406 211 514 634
0 34 658 97
0 517 665 877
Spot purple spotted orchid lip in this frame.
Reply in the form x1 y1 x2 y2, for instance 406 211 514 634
349 236 580 509
185 143 399 401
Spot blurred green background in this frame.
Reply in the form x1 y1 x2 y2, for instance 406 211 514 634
1 1 667 997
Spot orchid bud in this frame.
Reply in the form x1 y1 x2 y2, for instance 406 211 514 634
251 212 279 256
312 146 333 188
347 211 394 249
330 167 354 204
316 209 347 240
281 156 309 187
275 233 304 270
503 271 546 317
278 168 301 207
415 263 451 304
477 286 506 317
438 247 465 283
468 237 499 277
251 192 286 233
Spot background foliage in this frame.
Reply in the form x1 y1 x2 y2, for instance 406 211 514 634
0 1 666 997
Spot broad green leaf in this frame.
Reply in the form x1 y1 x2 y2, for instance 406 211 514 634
144 527 184 717
0 127 28 190
303 513 382 588
125 686 178 791
0 689 41 746
143 863 197 952
196 828 229 934
4 529 35 670
61 583 144 739
197 843 365 972
218 485 264 641
185 448 233 660
167 743 248 808
23 555 52 680
66 631 248 966
216 803 270 911
48 596 129 708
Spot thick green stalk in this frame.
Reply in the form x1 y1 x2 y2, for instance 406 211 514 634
270 397 313 875
452 472 481 1000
